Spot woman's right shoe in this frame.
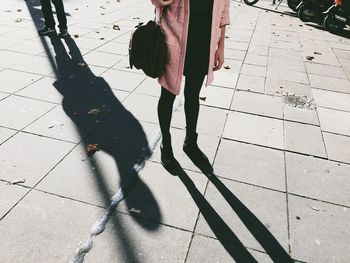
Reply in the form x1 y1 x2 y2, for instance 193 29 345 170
160 144 180 175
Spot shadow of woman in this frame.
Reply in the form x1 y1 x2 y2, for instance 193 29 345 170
48 34 162 262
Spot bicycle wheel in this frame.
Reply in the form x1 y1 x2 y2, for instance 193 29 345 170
243 0 259 6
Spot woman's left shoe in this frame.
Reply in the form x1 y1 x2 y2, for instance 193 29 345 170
183 133 213 174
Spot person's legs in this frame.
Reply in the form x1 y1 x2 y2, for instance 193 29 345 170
40 0 56 32
183 73 213 173
52 0 67 30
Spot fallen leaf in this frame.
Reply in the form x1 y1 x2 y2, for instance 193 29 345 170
17 9 22 12
87 144 100 156
113 24 120 30
314 51 322 55
74 34 79 38
306 56 314 61
311 206 319 211
199 97 207 101
9 179 26 185
15 18 23 23
224 65 231 70
88 108 101 116
129 208 141 214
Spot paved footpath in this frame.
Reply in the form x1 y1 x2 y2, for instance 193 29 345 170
0 0 349 262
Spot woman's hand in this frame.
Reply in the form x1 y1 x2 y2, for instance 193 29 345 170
157 0 175 6
214 46 224 71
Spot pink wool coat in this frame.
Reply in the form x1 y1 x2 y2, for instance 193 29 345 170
151 0 230 95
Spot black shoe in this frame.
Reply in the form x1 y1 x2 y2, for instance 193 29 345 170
38 27 56 36
160 144 180 175
183 133 213 174
58 28 69 38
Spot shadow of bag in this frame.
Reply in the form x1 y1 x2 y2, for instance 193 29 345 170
129 10 168 79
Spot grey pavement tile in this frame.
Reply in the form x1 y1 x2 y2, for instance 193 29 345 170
214 140 286 191
16 76 63 104
247 45 269 56
318 107 350 136
0 92 9 101
223 112 284 149
67 36 106 50
0 50 32 68
240 64 267 78
338 58 350 78
150 128 220 172
186 235 275 263
284 121 327 158
227 40 249 51
244 54 268 67
231 91 283 119
0 181 29 219
96 41 129 56
122 93 158 124
100 68 146 92
222 59 243 74
323 132 350 163
195 179 289 252
211 71 239 89
134 77 161 97
172 105 228 137
6 39 47 55
0 132 73 187
236 74 265 93
265 78 312 97
269 40 301 51
224 49 246 61
118 161 207 231
305 63 347 79
24 106 90 143
83 50 123 68
289 196 350 263
0 190 111 263
0 35 24 49
0 127 16 145
199 85 234 109
267 68 309 84
0 95 55 130
11 55 54 75
85 208 192 263
111 89 130 102
283 105 319 126
312 89 350 112
269 48 303 61
0 69 42 93
302 52 341 67
286 152 350 206
268 58 306 72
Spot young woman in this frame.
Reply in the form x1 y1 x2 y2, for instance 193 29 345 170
151 0 230 173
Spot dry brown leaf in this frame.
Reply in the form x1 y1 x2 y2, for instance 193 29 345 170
113 24 120 30
87 144 100 156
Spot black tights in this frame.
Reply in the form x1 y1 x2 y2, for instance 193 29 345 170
157 74 205 147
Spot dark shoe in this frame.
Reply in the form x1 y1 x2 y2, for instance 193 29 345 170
160 144 180 175
183 133 213 174
38 27 56 36
58 28 69 38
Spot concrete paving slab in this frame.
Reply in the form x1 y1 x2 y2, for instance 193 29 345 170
318 107 350 136
289 195 350 263
223 112 284 149
283 105 319 126
323 132 350 163
211 70 239 89
187 235 275 263
199 85 234 109
305 63 347 79
83 50 123 68
134 77 160 97
214 139 285 191
222 59 243 74
0 95 55 130
236 74 265 93
231 90 283 119
338 58 350 78
284 121 327 158
269 48 303 61
268 58 306 73
101 68 146 92
286 152 350 206
267 68 309 84
0 126 16 145
240 64 267 78
244 54 268 67
195 178 289 252
265 78 312 97
96 41 129 56
312 89 350 112
0 69 42 94
309 74 350 94
0 181 29 219
225 49 246 61
247 45 269 56
16 76 62 104
0 190 112 263
10 55 55 75
0 132 73 187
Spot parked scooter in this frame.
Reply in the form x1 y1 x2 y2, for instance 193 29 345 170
297 0 334 23
324 0 350 32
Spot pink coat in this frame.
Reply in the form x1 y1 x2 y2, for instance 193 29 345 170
151 0 230 95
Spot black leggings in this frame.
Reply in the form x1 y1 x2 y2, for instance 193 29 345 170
157 74 205 146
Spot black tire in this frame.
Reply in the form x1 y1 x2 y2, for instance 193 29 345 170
324 14 344 33
298 4 316 22
243 0 259 6
287 0 300 12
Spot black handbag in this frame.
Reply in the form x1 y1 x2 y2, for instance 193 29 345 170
129 10 168 78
